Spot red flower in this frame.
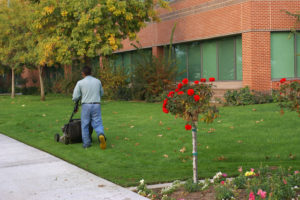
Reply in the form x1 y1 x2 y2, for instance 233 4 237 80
163 107 169 114
163 99 168 108
209 77 215 82
177 91 184 95
221 181 225 185
187 89 194 96
177 83 183 89
280 78 286 84
194 80 199 84
175 88 179 92
185 124 192 130
167 91 175 97
194 95 200 101
200 78 206 83
182 78 189 84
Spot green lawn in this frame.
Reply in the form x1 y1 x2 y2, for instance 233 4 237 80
0 95 300 186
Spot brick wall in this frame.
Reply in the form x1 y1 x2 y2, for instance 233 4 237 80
119 0 300 92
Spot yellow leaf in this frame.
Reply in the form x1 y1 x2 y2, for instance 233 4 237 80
163 154 168 158
179 147 186 153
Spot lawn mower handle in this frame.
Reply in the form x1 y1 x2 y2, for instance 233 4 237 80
69 100 80 122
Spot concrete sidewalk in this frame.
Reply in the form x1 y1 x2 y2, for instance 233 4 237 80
0 134 148 200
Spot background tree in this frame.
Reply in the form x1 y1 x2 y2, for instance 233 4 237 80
0 0 33 98
31 0 169 100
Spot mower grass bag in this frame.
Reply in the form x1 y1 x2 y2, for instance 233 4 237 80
54 101 92 145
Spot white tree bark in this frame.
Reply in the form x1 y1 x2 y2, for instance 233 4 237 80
192 121 198 183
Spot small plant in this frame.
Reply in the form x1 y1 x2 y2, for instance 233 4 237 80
277 78 300 115
163 78 218 183
183 179 202 193
215 184 235 200
161 180 182 195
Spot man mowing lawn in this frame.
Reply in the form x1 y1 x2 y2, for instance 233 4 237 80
72 66 106 149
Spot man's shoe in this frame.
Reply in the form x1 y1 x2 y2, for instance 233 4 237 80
99 135 106 150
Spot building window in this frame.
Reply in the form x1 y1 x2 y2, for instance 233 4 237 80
172 35 242 81
110 48 152 75
271 32 300 79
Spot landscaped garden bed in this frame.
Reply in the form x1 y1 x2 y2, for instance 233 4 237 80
136 166 300 199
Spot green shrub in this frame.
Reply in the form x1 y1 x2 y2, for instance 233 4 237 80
215 184 235 200
277 80 300 115
224 86 274 106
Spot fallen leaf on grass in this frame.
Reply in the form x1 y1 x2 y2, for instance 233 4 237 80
135 143 140 146
255 121 260 124
130 126 134 128
206 146 209 149
179 147 186 153
105 128 109 130
167 127 171 130
230 126 234 129
217 120 222 123
237 140 243 144
42 114 46 117
252 108 257 111
217 155 226 161
111 144 115 148
150 116 152 120
124 137 129 141
152 150 156 153
182 159 186 163
163 154 169 158
21 104 25 107
157 134 163 137
11 101 15 104
159 121 163 125
116 136 119 140
112 112 118 114
289 153 296 160
138 134 143 137
208 128 215 133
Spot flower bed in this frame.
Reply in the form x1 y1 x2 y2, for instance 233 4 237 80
136 166 300 200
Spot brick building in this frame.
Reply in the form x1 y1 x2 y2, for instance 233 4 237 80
111 0 300 94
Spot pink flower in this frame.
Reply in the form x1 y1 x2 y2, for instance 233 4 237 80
251 168 255 172
187 89 194 96
238 167 243 173
295 171 299 175
209 77 215 82
182 78 189 84
222 173 227 177
280 78 286 84
249 192 255 200
221 181 225 185
257 189 267 199
194 80 199 84
283 179 287 185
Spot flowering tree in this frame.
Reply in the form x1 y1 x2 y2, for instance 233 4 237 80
277 78 300 116
163 77 219 183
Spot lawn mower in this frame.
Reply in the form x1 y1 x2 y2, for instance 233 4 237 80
54 100 92 144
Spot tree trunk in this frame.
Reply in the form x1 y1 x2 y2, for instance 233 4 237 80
38 65 45 101
192 121 198 183
11 67 15 98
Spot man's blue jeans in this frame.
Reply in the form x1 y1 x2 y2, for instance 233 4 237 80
81 104 104 147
